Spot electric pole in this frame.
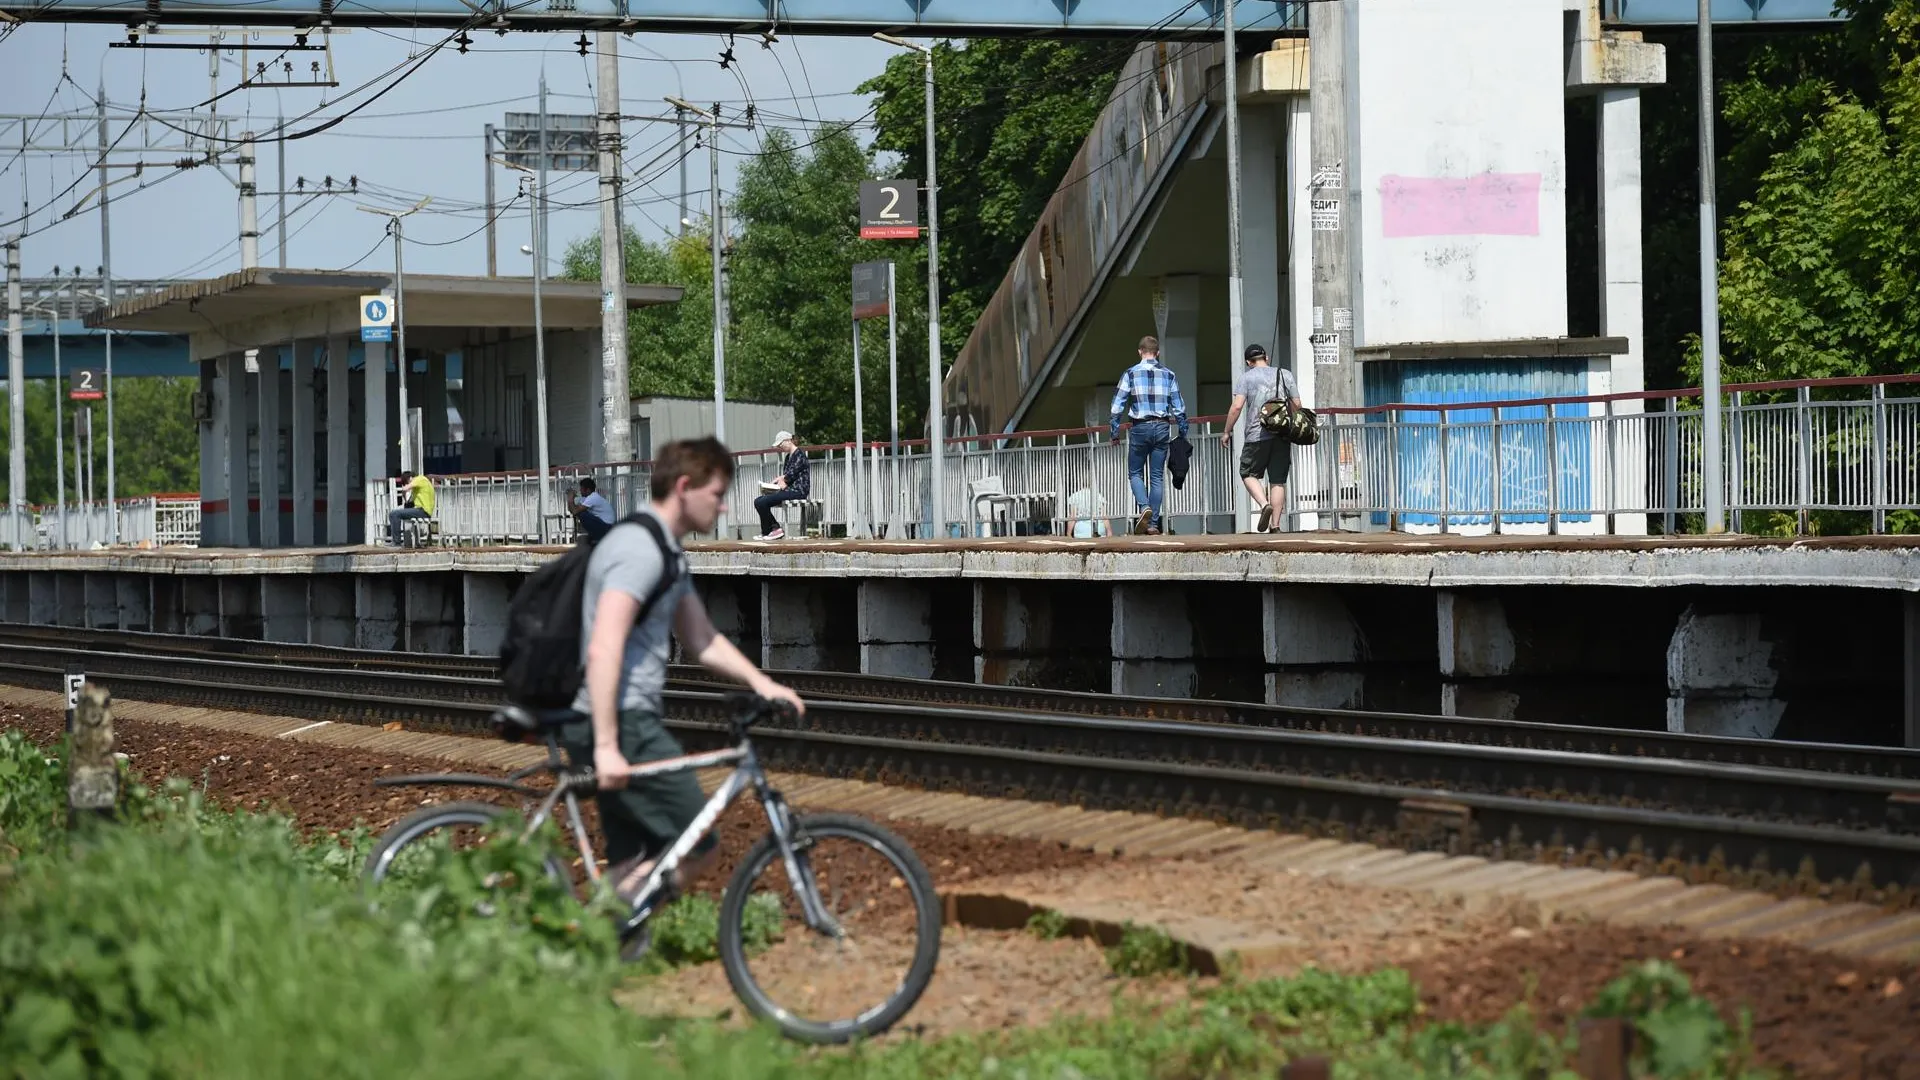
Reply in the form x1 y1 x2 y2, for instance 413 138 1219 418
1223 0 1249 531
596 34 631 467
97 86 117 543
1308 0 1357 528
484 123 498 276
6 236 24 552
1698 0 1725 533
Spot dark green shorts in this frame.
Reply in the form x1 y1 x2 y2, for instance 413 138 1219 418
1239 437 1292 484
560 710 718 865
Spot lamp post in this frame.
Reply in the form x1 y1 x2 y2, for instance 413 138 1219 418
491 163 553 544
873 33 944 539
356 198 431 476
667 95 730 536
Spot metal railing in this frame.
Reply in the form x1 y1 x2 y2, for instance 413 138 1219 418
26 495 201 550
362 375 1920 545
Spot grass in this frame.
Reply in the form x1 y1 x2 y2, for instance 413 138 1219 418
0 729 1776 1078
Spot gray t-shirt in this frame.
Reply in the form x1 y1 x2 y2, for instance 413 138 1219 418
570 508 690 715
1236 365 1299 442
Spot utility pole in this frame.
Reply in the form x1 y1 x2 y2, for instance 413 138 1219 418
527 174 552 542
596 35 631 469
357 198 430 475
97 86 117 543
1308 0 1356 529
538 74 551 273
276 115 288 267
52 277 66 547
484 123 498 276
1697 0 1725 533
1223 0 1250 531
6 236 24 552
676 104 689 237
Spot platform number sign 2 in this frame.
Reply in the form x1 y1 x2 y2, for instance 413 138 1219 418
859 179 921 240
69 368 105 401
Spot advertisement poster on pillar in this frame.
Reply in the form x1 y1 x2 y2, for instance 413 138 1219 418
852 261 893 320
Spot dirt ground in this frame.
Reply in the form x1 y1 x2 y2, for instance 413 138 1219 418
9 699 1920 1077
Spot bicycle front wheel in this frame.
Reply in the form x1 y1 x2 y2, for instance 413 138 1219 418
716 812 941 1044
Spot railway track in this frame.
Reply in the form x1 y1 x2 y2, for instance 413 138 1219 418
5 621 1917 779
3 628 1920 905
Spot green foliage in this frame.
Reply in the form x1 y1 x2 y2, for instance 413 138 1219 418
1586 960 1768 1079
1104 922 1189 978
632 890 785 974
0 376 199 510
0 730 65 860
860 39 1132 362
1025 907 1069 940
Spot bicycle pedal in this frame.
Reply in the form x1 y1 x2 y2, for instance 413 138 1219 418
618 925 653 965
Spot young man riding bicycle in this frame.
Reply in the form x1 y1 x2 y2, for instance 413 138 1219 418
560 436 805 903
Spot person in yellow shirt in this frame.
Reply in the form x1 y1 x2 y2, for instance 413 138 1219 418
388 470 435 545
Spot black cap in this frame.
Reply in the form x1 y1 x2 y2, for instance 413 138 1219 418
1244 343 1268 361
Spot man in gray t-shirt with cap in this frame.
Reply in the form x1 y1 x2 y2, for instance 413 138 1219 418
1220 343 1300 533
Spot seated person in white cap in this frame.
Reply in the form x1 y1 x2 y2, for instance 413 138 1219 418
753 431 811 540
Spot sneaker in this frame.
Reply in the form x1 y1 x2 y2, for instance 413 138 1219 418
1255 504 1272 533
1134 510 1155 535
752 529 786 541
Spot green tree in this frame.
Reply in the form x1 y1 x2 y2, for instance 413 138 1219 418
860 39 1132 361
0 375 196 508
562 227 714 399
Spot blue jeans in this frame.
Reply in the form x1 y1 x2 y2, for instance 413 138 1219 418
388 506 428 544
754 489 807 534
1126 421 1172 528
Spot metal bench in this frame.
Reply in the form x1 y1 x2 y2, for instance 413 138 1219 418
968 476 1057 537
399 516 441 548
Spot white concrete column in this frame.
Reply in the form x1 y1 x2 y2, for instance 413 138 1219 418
364 340 389 543
256 352 282 547
291 340 316 546
1437 590 1520 719
1111 583 1195 698
1665 606 1784 739
222 354 249 547
1154 275 1202 416
1284 94 1318 529
1263 585 1364 708
1241 105 1283 533
859 580 935 679
325 336 350 544
1598 88 1648 535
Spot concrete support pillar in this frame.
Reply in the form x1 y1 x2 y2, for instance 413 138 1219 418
291 341 317 546
761 580 856 671
257 353 283 548
364 340 389 534
219 576 262 639
26 573 55 625
1597 88 1649 535
115 576 152 632
1154 275 1202 418
0 573 26 623
1437 590 1520 719
689 579 759 666
53 573 83 627
1111 583 1196 698
355 577 401 652
151 578 183 635
82 574 116 630
260 577 308 643
1263 585 1365 708
199 358 227 547
404 574 462 654
1907 594 1920 749
325 336 351 544
973 581 1109 691
858 580 935 679
309 575 356 647
182 579 219 637
1666 605 1784 739
222 354 249 547
462 574 514 657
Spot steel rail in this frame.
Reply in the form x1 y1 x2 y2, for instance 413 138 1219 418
5 622 1917 779
3 643 1919 903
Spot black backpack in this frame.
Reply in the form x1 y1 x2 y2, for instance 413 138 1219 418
497 512 682 709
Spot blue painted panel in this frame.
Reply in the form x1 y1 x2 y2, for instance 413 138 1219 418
20 325 195 379
1362 359 1591 527
22 0 1299 36
1607 0 1844 24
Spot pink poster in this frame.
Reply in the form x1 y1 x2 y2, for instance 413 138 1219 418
1377 172 1542 238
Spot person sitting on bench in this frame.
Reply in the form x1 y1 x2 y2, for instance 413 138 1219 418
388 470 435 545
753 431 810 540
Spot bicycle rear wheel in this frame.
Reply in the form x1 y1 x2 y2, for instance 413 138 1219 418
716 812 941 1044
362 801 573 897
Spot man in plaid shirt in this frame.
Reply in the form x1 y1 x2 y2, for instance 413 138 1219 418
1107 335 1188 535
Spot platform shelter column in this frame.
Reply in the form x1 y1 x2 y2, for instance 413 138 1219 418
291 340 317 545
364 340 389 543
257 348 282 548
325 335 351 544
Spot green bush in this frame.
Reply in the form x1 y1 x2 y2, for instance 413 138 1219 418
1024 907 1070 941
1105 922 1190 977
0 730 65 860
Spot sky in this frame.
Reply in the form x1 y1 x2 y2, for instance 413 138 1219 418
0 22 902 281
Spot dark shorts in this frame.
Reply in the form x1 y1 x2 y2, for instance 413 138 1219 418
560 710 718 865
1239 437 1292 484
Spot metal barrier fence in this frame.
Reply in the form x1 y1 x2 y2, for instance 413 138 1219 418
363 376 1920 544
27 495 202 550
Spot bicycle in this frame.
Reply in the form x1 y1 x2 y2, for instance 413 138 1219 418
360 692 942 1045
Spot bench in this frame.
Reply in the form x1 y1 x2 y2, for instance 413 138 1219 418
777 498 824 538
968 476 1058 537
399 516 441 548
